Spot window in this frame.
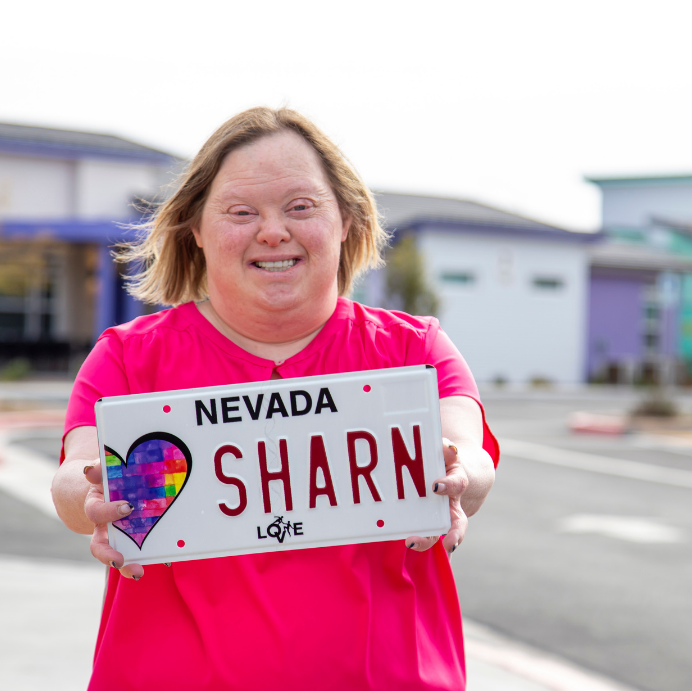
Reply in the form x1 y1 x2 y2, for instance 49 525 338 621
440 271 475 285
532 277 564 290
0 247 57 342
642 284 661 354
644 333 659 349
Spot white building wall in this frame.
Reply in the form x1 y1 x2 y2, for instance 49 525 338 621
601 182 692 227
419 232 589 384
0 154 76 218
0 154 168 221
75 160 162 218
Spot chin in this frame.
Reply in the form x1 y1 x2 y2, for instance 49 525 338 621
257 289 302 312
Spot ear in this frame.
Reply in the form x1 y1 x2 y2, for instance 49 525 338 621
191 225 204 249
341 215 351 243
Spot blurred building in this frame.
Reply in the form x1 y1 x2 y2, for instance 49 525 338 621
0 123 180 370
587 175 692 384
364 193 598 385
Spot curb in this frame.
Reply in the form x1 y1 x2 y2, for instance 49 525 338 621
464 620 641 691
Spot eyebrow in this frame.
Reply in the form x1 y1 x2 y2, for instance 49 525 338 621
212 176 332 203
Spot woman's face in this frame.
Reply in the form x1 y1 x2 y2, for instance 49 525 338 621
193 131 349 321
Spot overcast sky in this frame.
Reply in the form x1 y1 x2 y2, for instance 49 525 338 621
2 0 690 231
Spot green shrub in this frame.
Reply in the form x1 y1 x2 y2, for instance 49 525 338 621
632 393 678 418
0 358 31 381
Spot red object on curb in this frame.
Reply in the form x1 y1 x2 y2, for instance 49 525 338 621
569 412 627 436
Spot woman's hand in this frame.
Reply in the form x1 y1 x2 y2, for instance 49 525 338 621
52 426 144 580
405 396 495 556
83 460 144 580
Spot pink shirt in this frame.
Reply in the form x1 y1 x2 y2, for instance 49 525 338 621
66 298 499 691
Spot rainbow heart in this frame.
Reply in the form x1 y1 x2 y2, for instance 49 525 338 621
104 432 192 549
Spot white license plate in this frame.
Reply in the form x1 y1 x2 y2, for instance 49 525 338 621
96 365 449 566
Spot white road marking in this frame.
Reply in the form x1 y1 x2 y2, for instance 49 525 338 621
500 438 692 489
557 514 685 544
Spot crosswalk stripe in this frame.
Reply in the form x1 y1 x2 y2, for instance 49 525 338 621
500 438 692 489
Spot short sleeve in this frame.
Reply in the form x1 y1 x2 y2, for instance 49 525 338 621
61 334 131 462
423 322 500 468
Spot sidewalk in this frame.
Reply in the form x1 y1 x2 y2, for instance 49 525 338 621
0 409 640 691
0 553 640 691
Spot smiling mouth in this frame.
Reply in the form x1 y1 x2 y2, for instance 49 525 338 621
253 259 298 272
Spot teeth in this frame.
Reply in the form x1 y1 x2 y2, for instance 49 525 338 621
255 259 297 271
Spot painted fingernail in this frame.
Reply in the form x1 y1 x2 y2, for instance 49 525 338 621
164 563 171 567
434 483 447 493
83 464 94 476
117 503 134 516
408 542 416 549
132 575 141 581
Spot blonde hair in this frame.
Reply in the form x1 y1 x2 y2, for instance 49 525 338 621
121 107 388 305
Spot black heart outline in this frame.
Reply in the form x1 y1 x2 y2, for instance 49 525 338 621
104 431 193 551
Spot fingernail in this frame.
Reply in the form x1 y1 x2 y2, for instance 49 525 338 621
117 503 134 516
408 542 416 549
83 464 94 476
449 444 458 456
434 483 447 493
132 575 141 581
164 563 171 567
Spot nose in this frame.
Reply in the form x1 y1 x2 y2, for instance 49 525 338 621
256 214 291 246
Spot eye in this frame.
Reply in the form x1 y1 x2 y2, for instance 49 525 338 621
288 199 314 213
228 205 257 220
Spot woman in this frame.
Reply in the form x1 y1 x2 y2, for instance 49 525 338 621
52 107 498 690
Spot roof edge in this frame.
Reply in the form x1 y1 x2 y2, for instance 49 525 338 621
374 190 572 232
585 173 692 187
400 218 602 244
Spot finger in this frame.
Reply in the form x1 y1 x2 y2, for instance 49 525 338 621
432 471 468 497
118 563 145 580
85 491 134 525
434 441 468 496
404 535 440 552
441 499 469 554
441 438 459 468
90 524 145 580
83 459 103 485
90 523 125 567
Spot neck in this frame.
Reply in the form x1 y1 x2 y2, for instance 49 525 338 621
197 294 338 363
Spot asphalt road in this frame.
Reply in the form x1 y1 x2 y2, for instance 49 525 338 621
2 389 690 691
454 390 692 691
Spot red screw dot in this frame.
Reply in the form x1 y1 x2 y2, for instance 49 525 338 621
376 519 384 528
363 385 371 392
163 405 171 413
177 540 185 548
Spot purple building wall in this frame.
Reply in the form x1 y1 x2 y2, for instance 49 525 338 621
588 274 644 377
587 269 677 379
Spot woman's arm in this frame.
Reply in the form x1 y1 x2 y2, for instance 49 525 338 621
52 426 143 578
52 426 100 534
406 395 495 555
